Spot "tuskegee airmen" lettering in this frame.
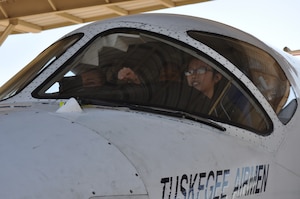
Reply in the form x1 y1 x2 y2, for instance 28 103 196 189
160 164 269 199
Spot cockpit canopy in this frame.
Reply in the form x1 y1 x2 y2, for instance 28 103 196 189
1 26 297 135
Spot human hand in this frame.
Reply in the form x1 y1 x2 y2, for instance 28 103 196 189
117 67 140 84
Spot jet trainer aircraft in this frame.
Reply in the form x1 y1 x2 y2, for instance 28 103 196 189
1 13 300 199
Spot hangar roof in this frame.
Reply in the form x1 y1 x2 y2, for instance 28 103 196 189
0 0 208 45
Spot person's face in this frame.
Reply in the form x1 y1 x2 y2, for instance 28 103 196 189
186 59 221 98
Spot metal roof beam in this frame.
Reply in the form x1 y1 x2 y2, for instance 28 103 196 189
56 13 83 24
10 19 42 33
283 47 300 56
158 0 175 7
0 23 15 45
0 4 8 18
106 5 129 16
47 0 57 11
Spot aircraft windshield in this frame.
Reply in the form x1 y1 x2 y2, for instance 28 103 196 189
34 30 274 135
0 34 83 101
188 31 297 124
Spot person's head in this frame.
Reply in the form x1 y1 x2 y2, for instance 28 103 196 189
185 58 222 99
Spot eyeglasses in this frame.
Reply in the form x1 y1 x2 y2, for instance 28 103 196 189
184 67 213 76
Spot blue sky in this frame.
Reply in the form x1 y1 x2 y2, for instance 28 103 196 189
0 0 299 86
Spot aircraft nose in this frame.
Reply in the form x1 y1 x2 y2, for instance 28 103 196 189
0 109 147 199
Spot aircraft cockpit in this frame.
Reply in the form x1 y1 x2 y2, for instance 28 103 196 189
2 28 297 135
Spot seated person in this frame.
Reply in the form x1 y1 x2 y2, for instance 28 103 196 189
185 58 222 100
101 42 165 86
150 58 223 114
183 58 223 114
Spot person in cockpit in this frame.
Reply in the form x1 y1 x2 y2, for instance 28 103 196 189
149 57 223 114
183 58 223 114
184 58 249 125
185 58 222 99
